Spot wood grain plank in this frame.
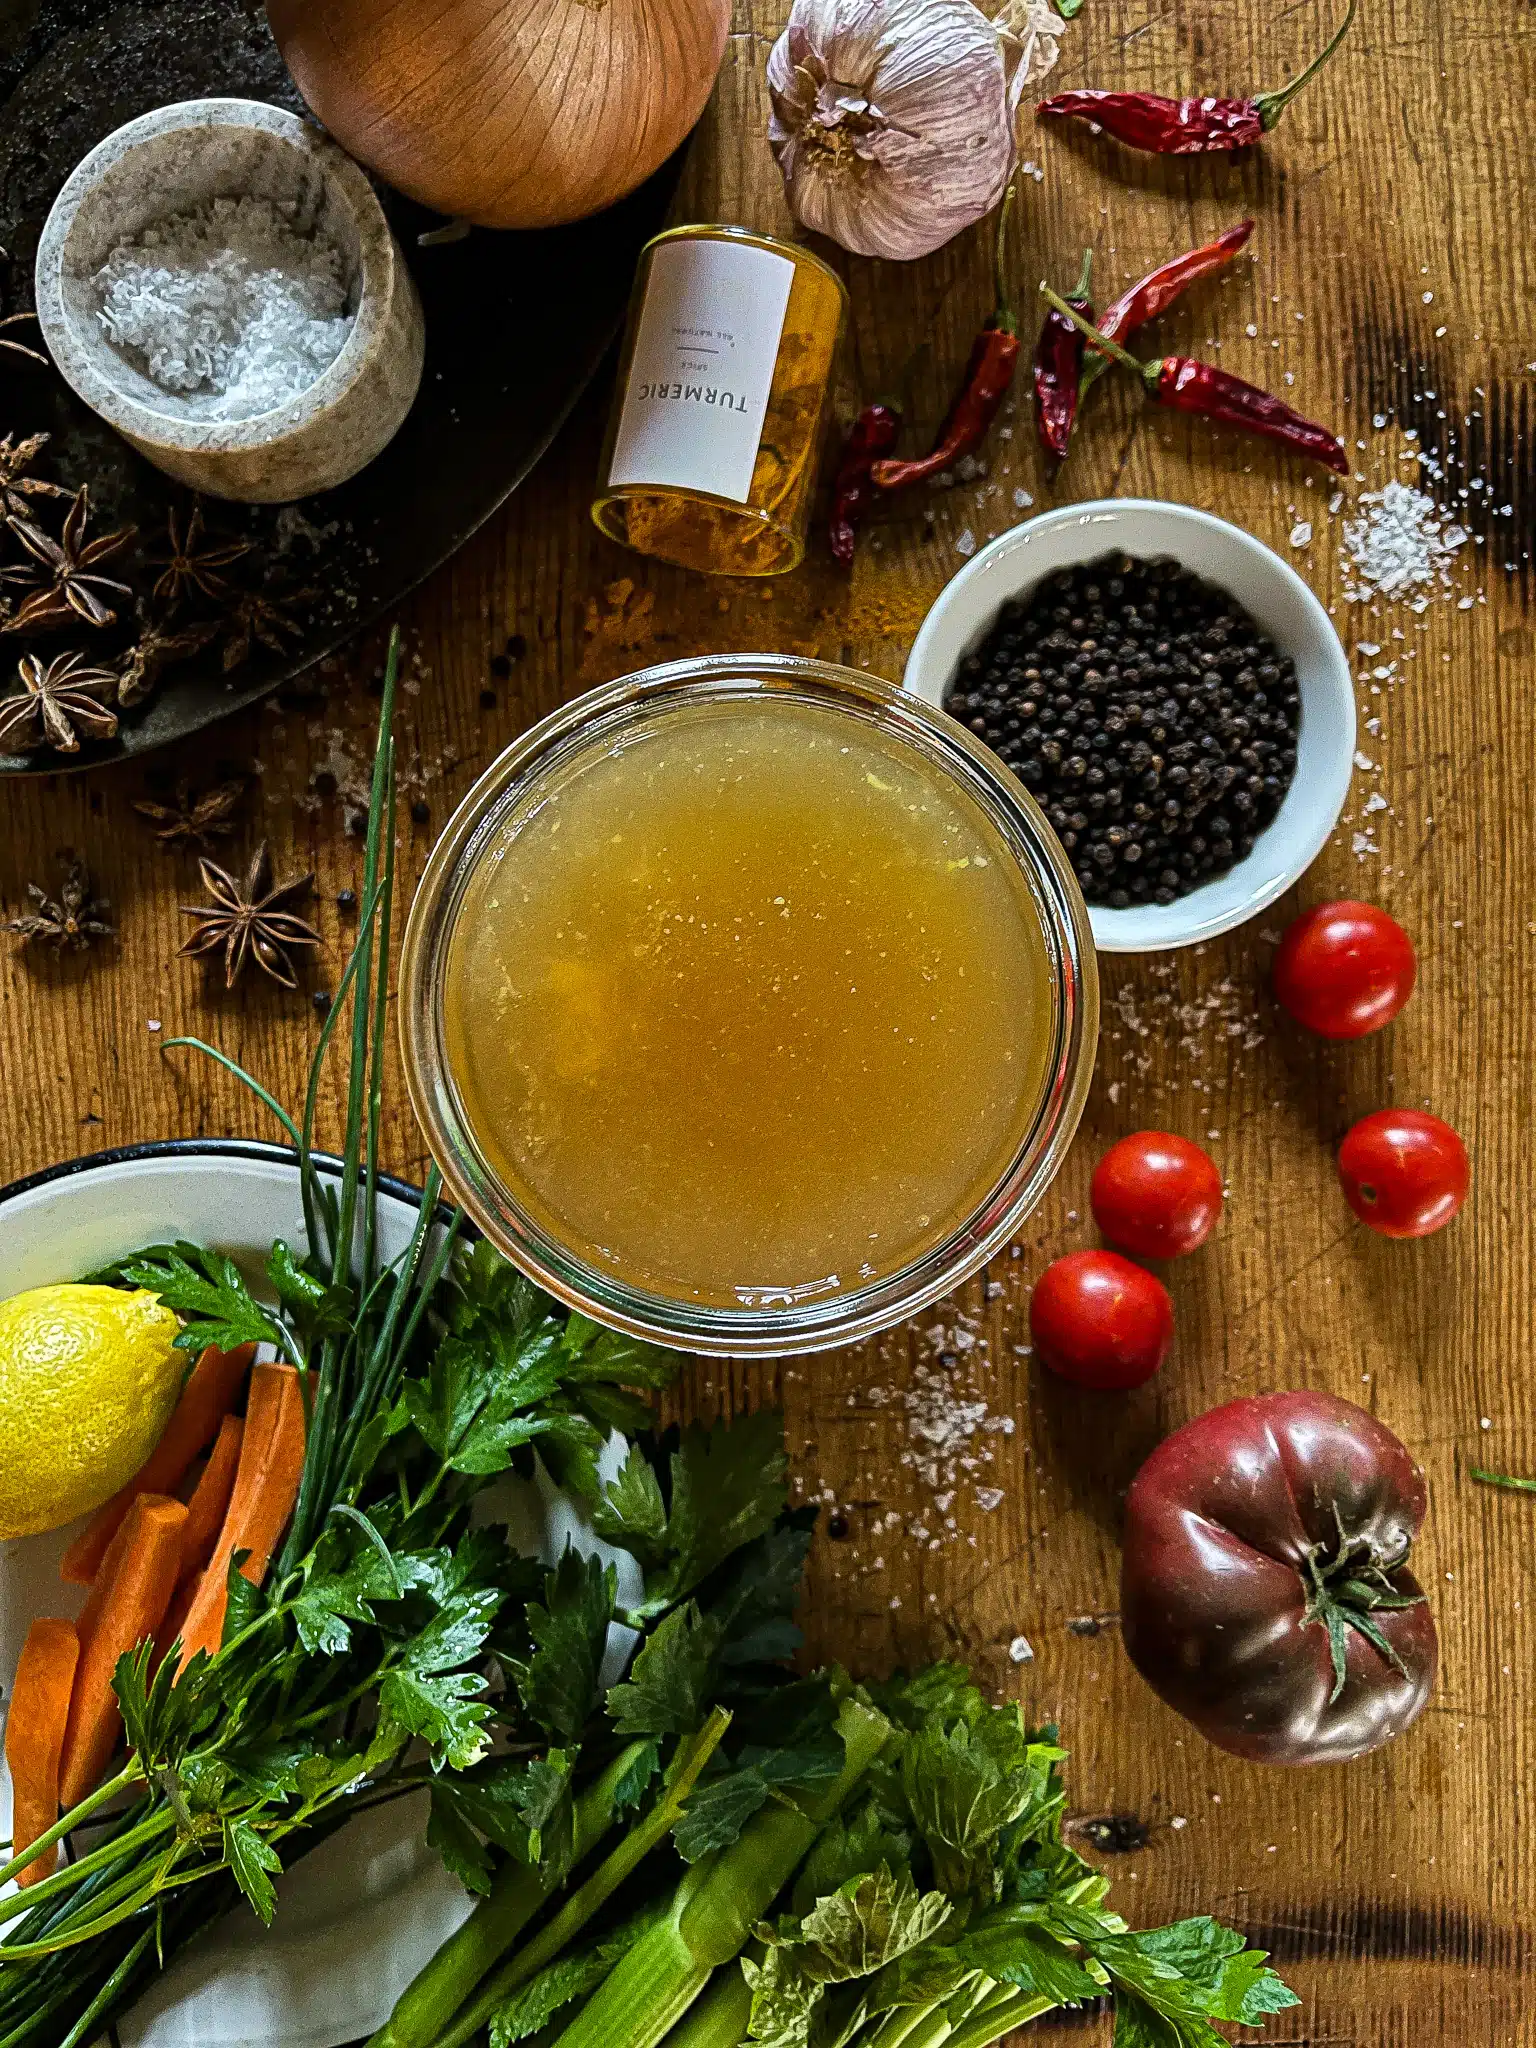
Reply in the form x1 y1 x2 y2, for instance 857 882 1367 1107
2 0 1532 2037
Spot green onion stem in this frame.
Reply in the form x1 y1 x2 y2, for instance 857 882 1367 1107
430 1713 733 2048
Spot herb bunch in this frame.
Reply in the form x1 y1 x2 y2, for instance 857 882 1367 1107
371 1640 1301 2048
0 637 703 2043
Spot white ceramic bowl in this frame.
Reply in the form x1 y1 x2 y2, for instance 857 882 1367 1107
902 500 1355 953
34 99 425 503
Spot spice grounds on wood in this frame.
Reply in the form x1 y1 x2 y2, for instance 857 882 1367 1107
943 554 1301 907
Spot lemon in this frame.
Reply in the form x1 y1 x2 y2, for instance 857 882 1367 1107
0 1285 185 1542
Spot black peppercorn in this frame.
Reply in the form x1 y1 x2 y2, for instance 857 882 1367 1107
942 552 1301 907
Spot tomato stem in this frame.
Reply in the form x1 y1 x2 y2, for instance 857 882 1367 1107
1299 1505 1426 1704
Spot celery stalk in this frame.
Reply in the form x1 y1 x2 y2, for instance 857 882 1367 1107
430 1712 733 2048
654 1969 751 2048
939 1990 1055 2048
544 1698 891 2048
368 1739 675 2048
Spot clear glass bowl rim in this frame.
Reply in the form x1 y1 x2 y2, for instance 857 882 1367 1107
399 653 1100 1356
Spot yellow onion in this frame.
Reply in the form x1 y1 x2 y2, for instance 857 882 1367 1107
267 0 731 230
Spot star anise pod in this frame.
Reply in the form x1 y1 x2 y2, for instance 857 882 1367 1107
9 487 136 633
135 777 248 851
116 615 218 708
152 504 251 611
0 310 47 369
5 854 113 952
179 842 321 988
221 584 312 673
0 433 70 526
0 650 119 754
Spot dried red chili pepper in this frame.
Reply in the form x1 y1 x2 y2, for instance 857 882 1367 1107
1038 0 1355 154
828 401 902 566
1081 219 1254 397
1040 286 1348 474
1033 248 1093 461
871 185 1021 493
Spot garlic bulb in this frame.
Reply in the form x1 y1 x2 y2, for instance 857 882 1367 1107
767 0 1063 262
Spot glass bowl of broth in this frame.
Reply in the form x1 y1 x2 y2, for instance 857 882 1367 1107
400 655 1098 1355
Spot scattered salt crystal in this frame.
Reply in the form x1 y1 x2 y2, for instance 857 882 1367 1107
1289 520 1312 548
1353 749 1375 770
955 528 977 557
974 1487 1005 1512
1364 792 1388 813
94 195 355 422
1171 1816 1188 1830
1008 1635 1035 1665
1245 323 1258 337
1328 491 1344 515
1013 487 1033 509
1341 481 1468 603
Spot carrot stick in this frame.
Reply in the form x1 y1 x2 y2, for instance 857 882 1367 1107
154 1579 196 1672
62 1343 256 1585
71 1513 132 1663
175 1365 307 1670
59 1495 188 1808
177 1414 245 1591
5 1619 80 1886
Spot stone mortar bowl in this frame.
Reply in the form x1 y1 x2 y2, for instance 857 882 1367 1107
34 98 425 503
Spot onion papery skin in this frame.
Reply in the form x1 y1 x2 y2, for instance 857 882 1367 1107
268 0 731 230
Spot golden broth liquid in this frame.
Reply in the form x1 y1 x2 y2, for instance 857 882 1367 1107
442 697 1055 1308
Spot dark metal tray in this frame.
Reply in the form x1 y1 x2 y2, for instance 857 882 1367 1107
0 0 676 772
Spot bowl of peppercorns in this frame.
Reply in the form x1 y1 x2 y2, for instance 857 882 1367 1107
903 500 1355 953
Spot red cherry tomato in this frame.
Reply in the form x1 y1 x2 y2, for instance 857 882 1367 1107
1091 1131 1223 1260
1030 1250 1174 1390
1273 900 1417 1039
1338 1109 1469 1238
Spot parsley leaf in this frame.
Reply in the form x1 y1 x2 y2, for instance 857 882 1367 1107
428 1788 495 1896
505 1548 616 1745
595 1413 789 1624
109 1241 288 1358
377 1587 501 1770
402 1324 564 1476
606 1603 722 1737
223 1817 282 1926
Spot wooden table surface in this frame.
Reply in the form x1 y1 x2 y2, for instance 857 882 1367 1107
3 0 1533 2041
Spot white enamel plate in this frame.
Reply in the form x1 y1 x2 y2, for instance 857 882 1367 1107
0 1141 630 2048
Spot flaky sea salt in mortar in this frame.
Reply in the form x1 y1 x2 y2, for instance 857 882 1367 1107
93 195 355 422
